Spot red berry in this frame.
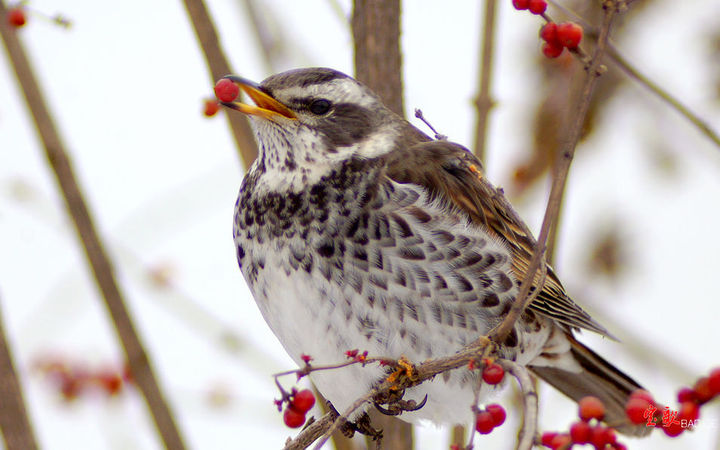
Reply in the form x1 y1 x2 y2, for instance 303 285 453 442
475 411 495 434
709 367 720 396
482 363 504 385
203 99 220 117
625 397 651 425
578 396 605 421
614 443 628 450
603 427 617 444
556 22 583 49
663 420 684 437
528 0 547 15
629 389 655 404
677 387 697 403
589 426 612 448
540 432 557 448
678 401 699 423
7 8 26 27
569 421 591 444
540 23 558 44
486 403 506 426
214 78 239 103
283 407 306 428
512 0 530 10
291 389 315 414
542 42 564 59
694 377 714 403
96 370 123 396
550 433 571 450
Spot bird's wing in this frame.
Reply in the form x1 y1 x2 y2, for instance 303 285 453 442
381 140 610 337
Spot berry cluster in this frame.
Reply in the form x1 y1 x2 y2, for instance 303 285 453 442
345 348 369 364
542 368 720 448
540 22 583 58
541 396 624 449
278 388 316 428
511 0 584 59
475 403 507 434
34 356 131 402
512 0 547 15
7 6 26 27
214 78 239 103
625 367 720 437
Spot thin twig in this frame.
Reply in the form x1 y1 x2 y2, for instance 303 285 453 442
499 361 537 450
548 0 720 150
608 46 720 149
0 297 38 450
284 338 493 449
181 0 258 166
490 1 622 344
0 2 187 448
472 0 498 163
284 411 338 450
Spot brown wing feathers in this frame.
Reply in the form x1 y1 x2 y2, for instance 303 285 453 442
383 140 610 337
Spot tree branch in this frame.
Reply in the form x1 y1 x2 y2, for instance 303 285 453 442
0 3 186 448
472 0 498 163
181 0 258 166
352 0 405 116
489 0 623 343
350 1 412 447
0 296 38 450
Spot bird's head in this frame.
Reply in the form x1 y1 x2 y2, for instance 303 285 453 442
221 68 427 191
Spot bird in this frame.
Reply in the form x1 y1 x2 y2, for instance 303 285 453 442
223 67 649 436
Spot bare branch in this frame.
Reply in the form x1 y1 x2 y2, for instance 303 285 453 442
499 361 537 450
182 0 258 166
548 0 720 150
0 3 187 448
472 0 498 163
284 338 493 449
352 0 405 116
489 0 623 344
0 297 38 450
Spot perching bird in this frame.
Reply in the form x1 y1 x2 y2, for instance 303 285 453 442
224 67 648 436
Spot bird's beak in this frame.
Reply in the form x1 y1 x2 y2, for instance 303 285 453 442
220 75 297 121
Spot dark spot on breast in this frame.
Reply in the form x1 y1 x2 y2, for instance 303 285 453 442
353 247 368 261
497 273 513 292
430 304 442 323
317 242 334 257
454 274 473 292
432 230 454 245
369 274 388 290
395 268 407 287
399 246 425 260
390 214 413 238
433 273 448 289
481 293 500 307
407 206 432 223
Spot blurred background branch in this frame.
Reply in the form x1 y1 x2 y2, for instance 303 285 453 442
182 0 258 166
0 296 38 450
0 2 186 448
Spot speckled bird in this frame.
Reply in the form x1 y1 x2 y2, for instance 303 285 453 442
224 67 648 436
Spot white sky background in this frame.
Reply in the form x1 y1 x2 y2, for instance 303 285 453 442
1 0 719 449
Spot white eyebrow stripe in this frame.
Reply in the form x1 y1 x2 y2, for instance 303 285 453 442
272 79 378 109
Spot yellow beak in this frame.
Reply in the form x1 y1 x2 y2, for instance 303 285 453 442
220 75 297 121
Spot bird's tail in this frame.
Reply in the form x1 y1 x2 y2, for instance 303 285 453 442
529 334 652 437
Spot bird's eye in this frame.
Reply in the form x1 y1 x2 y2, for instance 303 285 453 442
308 99 332 115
